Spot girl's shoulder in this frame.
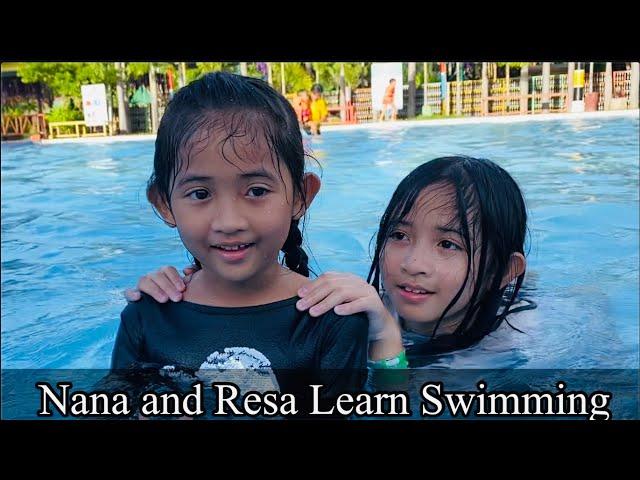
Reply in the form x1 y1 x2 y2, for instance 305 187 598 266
312 309 369 341
120 293 172 322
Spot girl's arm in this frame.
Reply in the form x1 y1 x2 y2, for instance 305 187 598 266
297 272 404 361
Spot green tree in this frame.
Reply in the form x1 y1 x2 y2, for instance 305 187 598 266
18 63 116 99
185 62 238 83
312 63 369 91
18 62 119 121
125 62 151 79
246 62 265 79
271 63 313 94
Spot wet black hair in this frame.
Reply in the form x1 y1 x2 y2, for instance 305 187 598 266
148 71 311 276
367 156 530 354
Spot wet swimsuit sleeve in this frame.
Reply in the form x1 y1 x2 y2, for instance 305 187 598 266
111 302 145 370
317 311 369 397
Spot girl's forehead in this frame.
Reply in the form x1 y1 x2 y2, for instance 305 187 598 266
405 183 459 224
193 121 271 154
184 126 281 172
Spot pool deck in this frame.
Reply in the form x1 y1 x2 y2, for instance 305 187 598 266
34 109 639 145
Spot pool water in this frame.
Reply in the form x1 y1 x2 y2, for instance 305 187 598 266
2 116 638 370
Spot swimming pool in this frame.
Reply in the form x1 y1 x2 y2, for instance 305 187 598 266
2 115 638 372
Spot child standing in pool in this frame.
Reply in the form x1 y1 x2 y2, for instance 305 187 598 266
111 73 370 403
294 89 312 131
127 156 532 366
309 84 329 135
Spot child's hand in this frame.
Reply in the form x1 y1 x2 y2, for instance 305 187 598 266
296 272 403 360
296 272 396 342
123 265 198 303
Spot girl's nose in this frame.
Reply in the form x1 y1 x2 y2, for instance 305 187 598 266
211 198 249 234
400 248 434 277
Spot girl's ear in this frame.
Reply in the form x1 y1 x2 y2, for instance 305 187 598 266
147 184 177 227
293 173 321 220
500 252 526 289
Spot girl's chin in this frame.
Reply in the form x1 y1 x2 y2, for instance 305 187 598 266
397 313 439 334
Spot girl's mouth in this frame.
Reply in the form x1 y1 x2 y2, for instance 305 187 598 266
211 243 255 262
396 284 434 303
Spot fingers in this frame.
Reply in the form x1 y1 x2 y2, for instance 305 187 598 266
309 290 352 317
160 266 186 292
124 288 141 302
297 272 371 315
298 272 335 292
335 297 396 344
183 264 198 276
137 275 176 303
298 272 355 297
136 267 187 302
333 297 370 316
296 282 334 312
137 275 170 302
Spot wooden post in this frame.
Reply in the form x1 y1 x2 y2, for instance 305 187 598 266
280 62 286 95
267 62 273 87
504 63 510 114
180 62 187 88
520 63 529 114
422 62 429 115
567 62 574 113
542 62 551 113
304 62 313 76
339 63 346 122
240 62 248 76
604 62 612 110
149 64 159 134
455 62 462 116
36 82 44 116
408 62 416 118
115 62 129 134
481 62 488 116
630 62 639 109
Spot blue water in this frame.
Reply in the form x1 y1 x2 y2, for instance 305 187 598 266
2 116 639 370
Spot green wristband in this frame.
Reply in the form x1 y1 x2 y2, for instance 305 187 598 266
369 350 408 369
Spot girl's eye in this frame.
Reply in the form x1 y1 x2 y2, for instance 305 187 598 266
247 187 269 197
389 231 408 241
439 239 461 250
188 189 209 200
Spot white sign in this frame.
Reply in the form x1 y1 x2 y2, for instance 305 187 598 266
371 63 404 111
81 84 108 127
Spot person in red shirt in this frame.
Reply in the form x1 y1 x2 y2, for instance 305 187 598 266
379 78 397 121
